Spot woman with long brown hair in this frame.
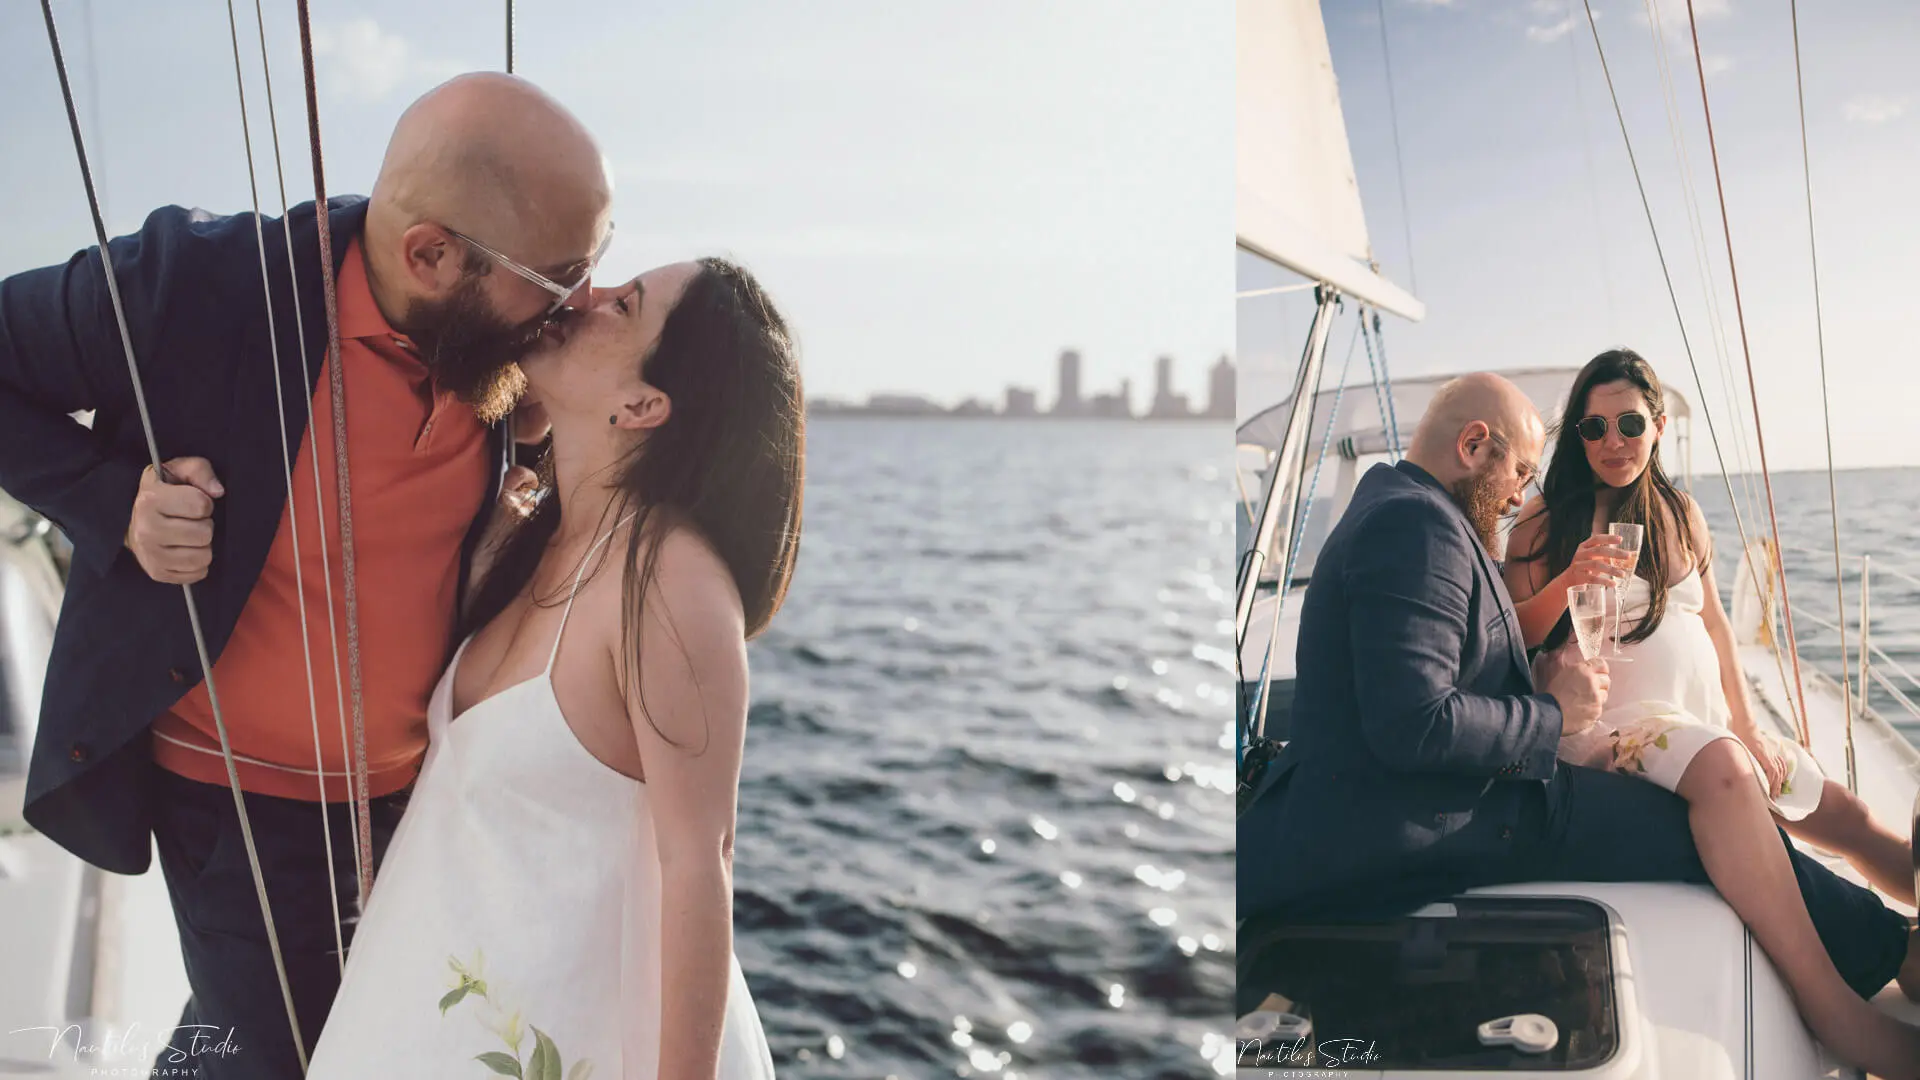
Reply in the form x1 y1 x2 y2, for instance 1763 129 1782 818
308 258 799 1078
1506 348 1920 1071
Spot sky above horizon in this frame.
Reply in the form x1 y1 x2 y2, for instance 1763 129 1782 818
1238 0 1920 471
0 2 1231 409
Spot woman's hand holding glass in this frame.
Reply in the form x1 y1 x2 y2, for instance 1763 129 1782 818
1559 535 1631 591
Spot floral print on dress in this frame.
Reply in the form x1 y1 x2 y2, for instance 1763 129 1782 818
441 951 596 1080
1608 716 1680 776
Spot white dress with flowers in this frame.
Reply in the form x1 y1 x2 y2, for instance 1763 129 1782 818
306 527 776 1079
1548 567 1816 820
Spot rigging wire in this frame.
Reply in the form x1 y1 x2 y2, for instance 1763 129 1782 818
37 0 309 1063
226 0 352 974
1373 0 1419 294
295 0 377 910
247 0 367 903
1683 0 1814 746
1563 0 1619 340
1787 0 1858 785
1645 0 1766 528
505 0 519 473
1576 0 1796 740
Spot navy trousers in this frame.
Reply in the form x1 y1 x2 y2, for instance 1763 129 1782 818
1260 762 1909 1000
1509 762 1910 998
149 767 407 1078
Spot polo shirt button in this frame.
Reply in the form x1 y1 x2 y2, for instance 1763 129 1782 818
169 667 189 685
69 742 90 764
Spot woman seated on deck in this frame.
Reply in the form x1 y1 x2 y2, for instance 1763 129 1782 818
1505 347 1915 906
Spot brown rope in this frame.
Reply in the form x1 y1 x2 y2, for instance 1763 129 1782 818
1685 0 1813 746
295 0 374 910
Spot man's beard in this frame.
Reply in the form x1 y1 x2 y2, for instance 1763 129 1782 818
1449 464 1511 557
404 277 533 425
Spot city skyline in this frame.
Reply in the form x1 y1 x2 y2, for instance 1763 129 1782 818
812 349 1234 420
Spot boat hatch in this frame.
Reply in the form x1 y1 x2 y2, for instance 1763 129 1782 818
1237 897 1619 1072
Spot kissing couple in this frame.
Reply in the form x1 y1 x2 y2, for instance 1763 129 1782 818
0 74 797 1078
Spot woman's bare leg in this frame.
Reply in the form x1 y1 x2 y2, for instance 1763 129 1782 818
1779 779 1916 908
1676 740 1920 1077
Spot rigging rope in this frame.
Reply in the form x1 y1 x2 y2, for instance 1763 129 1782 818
1563 0 1618 340
38 0 309 1063
1249 306 1361 744
1372 0 1419 294
1361 309 1402 459
224 0 352 975
1683 0 1814 746
1645 0 1766 529
1787 0 1857 786
295 0 376 911
505 0 518 472
245 0 367 903
1578 0 1800 741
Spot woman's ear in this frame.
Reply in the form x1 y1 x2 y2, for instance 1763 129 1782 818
614 387 672 432
1655 413 1669 440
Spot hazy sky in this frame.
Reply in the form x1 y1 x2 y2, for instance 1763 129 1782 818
1 1 1230 407
1239 0 1920 471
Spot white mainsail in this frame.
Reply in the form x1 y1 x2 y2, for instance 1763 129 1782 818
1235 0 1423 322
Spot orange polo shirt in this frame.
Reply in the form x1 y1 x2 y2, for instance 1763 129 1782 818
151 238 490 801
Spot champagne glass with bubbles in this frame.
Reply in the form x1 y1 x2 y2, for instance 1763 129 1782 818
1569 584 1611 661
1606 522 1645 658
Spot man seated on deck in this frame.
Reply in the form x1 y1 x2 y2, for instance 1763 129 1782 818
1236 373 1920 1051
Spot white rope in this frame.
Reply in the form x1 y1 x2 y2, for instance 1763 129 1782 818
225 0 353 980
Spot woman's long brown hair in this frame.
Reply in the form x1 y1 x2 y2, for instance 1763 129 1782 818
463 258 804 746
1514 348 1699 650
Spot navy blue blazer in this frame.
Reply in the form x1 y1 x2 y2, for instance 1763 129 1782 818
1237 459 1564 922
0 199 508 874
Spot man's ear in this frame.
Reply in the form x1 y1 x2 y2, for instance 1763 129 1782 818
399 222 465 295
1458 419 1491 465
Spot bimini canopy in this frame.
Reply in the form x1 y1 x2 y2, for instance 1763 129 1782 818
1235 366 1693 458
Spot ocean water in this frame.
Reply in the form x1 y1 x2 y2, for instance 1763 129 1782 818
736 418 1237 1078
1692 468 1920 742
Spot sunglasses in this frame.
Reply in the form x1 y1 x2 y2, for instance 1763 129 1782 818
443 223 616 320
1576 412 1650 442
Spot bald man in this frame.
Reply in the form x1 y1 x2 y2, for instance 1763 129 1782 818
1238 373 1915 1006
0 73 609 1076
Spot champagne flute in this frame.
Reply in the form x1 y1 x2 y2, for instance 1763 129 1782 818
1606 522 1645 658
1568 584 1611 661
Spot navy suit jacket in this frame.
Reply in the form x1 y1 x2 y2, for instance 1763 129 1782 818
0 199 508 874
1237 459 1564 921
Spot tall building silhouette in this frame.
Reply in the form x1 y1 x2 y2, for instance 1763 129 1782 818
1053 349 1083 416
1149 354 1191 419
1206 355 1235 419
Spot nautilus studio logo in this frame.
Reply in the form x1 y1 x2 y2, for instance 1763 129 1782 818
5 1021 244 1074
1236 1033 1383 1073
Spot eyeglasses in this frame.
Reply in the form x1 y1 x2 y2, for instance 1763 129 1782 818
1484 431 1538 488
443 223 616 319
1576 412 1650 442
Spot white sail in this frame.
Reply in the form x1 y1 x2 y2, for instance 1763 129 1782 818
1236 0 1424 321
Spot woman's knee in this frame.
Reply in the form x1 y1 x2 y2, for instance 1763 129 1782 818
1811 779 1872 832
1680 738 1761 800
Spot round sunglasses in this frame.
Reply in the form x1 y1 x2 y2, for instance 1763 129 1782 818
1576 412 1650 442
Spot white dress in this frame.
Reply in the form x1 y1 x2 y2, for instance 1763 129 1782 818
1549 567 1819 820
308 525 777 1078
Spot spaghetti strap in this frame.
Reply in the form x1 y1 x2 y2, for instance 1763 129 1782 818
546 513 638 674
